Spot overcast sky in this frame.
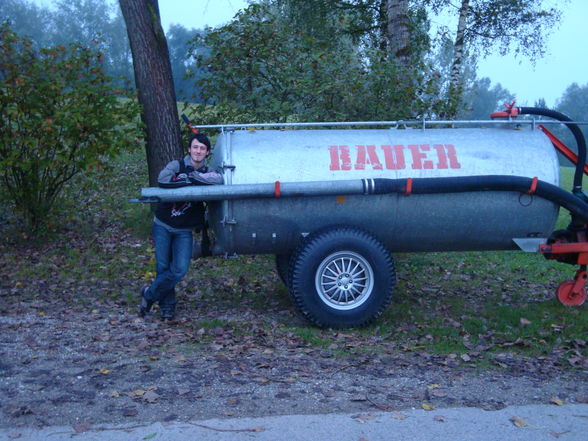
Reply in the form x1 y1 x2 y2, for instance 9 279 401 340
33 0 588 108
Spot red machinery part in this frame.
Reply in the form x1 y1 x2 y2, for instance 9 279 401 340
556 271 588 306
490 101 519 119
539 242 588 265
538 125 588 176
539 240 588 305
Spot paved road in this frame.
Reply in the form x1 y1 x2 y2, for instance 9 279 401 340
2 404 587 441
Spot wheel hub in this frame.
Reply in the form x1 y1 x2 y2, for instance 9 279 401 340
315 251 374 310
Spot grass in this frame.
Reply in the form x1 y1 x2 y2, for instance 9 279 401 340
3 147 586 369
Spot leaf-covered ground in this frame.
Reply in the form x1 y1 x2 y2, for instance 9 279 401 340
1 152 587 430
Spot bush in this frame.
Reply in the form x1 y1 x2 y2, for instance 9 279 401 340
0 24 142 233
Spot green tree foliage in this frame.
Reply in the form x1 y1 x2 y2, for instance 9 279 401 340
1 0 134 88
0 0 55 48
167 24 206 102
534 98 548 109
190 2 442 122
0 25 142 233
557 83 588 122
428 0 563 59
554 83 588 159
458 77 514 119
52 0 134 86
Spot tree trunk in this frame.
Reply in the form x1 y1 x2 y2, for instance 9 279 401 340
447 0 470 118
119 0 182 186
386 0 410 64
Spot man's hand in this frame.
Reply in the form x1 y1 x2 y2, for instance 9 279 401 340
172 173 188 182
198 172 221 179
188 170 224 185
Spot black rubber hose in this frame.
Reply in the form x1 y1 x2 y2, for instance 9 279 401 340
517 107 586 194
372 175 588 223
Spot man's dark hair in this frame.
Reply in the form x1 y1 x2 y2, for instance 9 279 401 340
188 133 211 151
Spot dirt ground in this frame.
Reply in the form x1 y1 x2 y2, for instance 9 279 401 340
1 298 587 431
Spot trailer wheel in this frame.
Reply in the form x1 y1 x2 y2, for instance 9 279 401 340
289 227 395 328
274 254 291 287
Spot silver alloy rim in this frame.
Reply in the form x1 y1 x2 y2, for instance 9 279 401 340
315 251 374 310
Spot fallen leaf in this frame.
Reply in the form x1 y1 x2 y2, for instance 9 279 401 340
549 397 564 406
510 416 528 428
110 391 120 398
461 354 471 362
132 389 146 396
353 413 375 422
143 433 157 440
143 391 160 403
73 423 92 433
99 369 110 375
122 407 138 417
549 430 571 438
391 413 407 420
421 403 435 411
6 407 33 417
427 384 440 390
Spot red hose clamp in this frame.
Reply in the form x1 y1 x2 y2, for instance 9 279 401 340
274 181 281 198
527 177 538 195
405 178 413 196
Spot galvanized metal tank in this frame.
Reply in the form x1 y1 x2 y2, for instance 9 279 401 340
207 125 560 256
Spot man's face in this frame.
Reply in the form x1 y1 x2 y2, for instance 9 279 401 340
188 139 209 165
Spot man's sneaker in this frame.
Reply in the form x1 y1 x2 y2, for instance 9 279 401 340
137 286 153 317
160 308 175 321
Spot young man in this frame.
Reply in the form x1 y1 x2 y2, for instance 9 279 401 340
138 133 223 320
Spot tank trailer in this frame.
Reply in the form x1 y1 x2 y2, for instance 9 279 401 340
137 105 588 328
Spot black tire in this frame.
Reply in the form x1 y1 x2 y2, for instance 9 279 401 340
275 254 291 287
289 226 395 328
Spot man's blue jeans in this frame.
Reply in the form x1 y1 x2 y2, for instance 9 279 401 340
145 223 193 314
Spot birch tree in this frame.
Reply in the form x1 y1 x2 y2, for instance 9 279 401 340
446 0 469 116
427 0 563 118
